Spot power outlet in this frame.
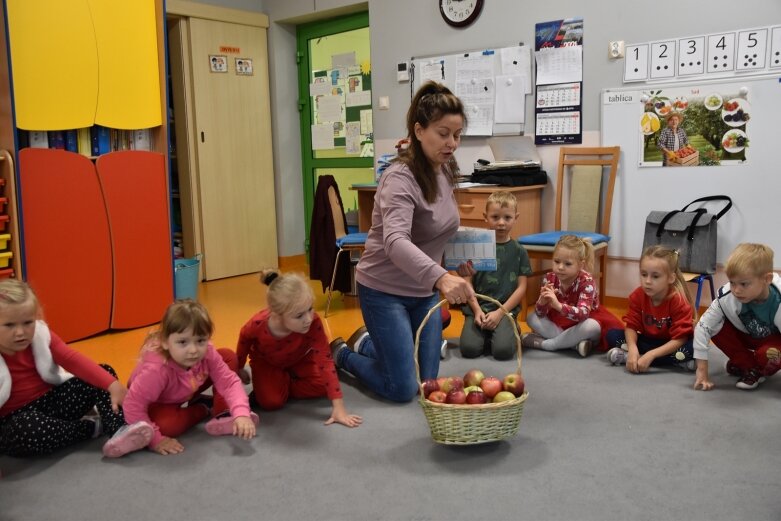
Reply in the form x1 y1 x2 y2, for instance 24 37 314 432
609 40 625 59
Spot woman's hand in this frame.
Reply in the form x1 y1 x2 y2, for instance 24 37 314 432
107 380 128 413
233 416 257 439
153 437 184 455
435 273 474 305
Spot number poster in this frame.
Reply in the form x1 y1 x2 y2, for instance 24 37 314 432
624 24 781 83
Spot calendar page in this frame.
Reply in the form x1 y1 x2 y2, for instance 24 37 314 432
536 82 581 109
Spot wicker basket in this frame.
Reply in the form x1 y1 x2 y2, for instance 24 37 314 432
414 294 528 445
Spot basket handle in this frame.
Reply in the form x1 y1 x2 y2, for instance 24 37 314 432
413 294 522 385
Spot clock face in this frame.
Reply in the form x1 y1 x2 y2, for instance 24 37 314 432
439 0 484 28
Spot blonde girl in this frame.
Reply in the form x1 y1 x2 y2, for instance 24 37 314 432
606 246 696 373
522 235 623 357
108 299 258 457
0 279 138 457
236 270 361 428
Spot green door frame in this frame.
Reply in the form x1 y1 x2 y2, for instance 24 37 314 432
296 12 372 248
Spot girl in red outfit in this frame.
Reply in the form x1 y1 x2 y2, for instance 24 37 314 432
0 279 138 457
605 246 696 373
523 235 623 357
237 270 362 428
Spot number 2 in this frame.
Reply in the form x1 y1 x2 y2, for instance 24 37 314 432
658 44 668 58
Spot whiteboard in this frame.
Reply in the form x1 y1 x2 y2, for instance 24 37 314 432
411 44 530 136
600 75 781 265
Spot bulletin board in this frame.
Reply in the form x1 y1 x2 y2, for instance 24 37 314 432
411 43 531 136
600 74 781 265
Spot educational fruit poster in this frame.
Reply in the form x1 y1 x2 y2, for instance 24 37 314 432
628 82 751 167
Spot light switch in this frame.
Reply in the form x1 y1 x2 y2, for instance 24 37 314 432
609 40 625 59
379 96 390 110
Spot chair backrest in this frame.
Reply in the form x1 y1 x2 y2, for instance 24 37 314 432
327 185 347 240
554 146 620 235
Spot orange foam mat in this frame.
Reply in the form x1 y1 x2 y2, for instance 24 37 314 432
7 0 98 130
19 149 112 342
96 151 172 329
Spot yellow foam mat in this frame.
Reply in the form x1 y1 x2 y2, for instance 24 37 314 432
89 0 162 129
7 0 98 130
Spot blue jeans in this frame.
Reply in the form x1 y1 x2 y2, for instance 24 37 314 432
340 283 442 402
605 329 694 365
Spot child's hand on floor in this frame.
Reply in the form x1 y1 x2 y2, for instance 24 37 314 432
233 416 257 439
153 437 184 455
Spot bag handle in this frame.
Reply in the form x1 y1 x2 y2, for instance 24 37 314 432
681 195 732 220
656 208 708 242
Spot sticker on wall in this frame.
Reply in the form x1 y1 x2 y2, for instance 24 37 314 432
209 55 228 73
235 58 254 76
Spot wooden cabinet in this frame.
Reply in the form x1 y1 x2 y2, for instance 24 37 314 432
167 2 277 280
454 186 542 238
2 0 172 341
353 184 544 237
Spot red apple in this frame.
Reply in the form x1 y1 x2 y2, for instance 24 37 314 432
493 391 516 403
502 373 525 397
440 376 464 394
465 390 487 404
421 378 439 398
463 369 485 388
479 376 503 399
427 390 447 403
446 389 467 404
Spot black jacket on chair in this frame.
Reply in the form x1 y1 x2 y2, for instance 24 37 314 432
309 175 351 293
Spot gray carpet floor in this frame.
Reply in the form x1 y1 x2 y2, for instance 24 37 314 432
2 345 779 521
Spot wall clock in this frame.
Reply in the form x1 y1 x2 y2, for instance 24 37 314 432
439 0 484 28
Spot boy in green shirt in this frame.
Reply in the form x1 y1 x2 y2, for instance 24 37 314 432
458 191 532 360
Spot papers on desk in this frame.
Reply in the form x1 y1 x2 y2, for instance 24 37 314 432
457 181 497 188
444 227 497 272
473 159 541 171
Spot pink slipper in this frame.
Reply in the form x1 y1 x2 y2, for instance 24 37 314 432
205 412 259 436
102 421 154 458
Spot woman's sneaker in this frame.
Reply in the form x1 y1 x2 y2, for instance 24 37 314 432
102 421 154 458
205 411 260 436
606 347 627 365
736 368 766 390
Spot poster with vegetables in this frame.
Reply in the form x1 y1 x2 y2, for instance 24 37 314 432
638 83 750 167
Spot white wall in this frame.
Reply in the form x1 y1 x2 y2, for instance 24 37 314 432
201 0 781 293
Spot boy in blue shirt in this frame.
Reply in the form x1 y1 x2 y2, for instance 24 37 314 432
693 243 781 391
458 191 532 360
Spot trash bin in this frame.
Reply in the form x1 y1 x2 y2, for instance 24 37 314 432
174 254 202 300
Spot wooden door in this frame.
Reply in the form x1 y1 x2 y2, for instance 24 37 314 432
187 18 277 279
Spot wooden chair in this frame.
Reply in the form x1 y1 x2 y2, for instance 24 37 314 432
324 185 367 317
518 146 620 308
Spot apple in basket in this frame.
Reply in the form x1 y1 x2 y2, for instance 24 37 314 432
479 376 503 399
493 391 516 403
446 389 467 404
440 376 464 394
427 390 447 404
463 369 485 388
465 390 488 404
503 373 525 397
421 378 439 398
436 377 448 390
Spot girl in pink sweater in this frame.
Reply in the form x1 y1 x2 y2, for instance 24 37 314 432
103 300 258 457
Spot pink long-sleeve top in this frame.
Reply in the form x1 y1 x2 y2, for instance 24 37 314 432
355 162 460 297
123 339 250 447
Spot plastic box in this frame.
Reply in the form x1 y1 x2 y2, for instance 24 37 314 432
0 234 9 250
0 251 12 268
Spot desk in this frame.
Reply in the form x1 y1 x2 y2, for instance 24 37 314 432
351 184 544 239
